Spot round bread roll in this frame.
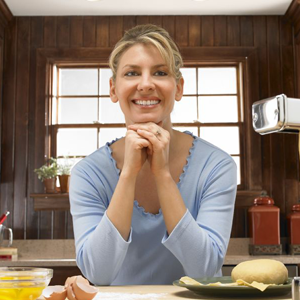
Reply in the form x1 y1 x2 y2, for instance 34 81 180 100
231 259 288 285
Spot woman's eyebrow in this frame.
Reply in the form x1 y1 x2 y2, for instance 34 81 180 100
122 64 167 69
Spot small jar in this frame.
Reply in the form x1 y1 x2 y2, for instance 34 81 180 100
287 204 300 255
248 191 281 254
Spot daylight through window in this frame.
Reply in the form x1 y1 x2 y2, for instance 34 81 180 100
51 64 243 185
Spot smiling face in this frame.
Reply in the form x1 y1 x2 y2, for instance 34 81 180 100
110 43 184 127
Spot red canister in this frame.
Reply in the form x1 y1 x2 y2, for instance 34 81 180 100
248 191 281 255
287 204 300 255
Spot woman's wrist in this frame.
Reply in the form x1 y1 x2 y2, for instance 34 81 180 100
153 170 173 185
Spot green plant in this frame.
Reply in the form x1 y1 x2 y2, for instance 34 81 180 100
57 156 75 176
34 158 58 182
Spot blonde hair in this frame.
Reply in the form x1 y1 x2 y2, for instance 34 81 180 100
109 24 183 82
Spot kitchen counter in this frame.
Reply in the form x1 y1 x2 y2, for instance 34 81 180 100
36 285 292 300
1 238 300 267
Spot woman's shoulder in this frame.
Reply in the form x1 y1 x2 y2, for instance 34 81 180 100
182 131 234 163
72 139 121 176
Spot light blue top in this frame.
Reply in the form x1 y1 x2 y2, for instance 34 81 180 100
69 132 237 285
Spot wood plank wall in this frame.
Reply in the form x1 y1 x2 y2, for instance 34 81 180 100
0 15 299 239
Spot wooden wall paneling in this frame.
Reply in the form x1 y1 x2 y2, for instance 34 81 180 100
253 16 271 194
26 17 44 239
83 16 96 47
175 16 188 47
0 18 16 231
214 16 227 46
96 16 109 48
70 17 83 48
281 18 298 180
123 16 136 33
280 17 299 218
201 16 214 46
109 16 123 47
149 16 162 27
136 16 149 26
267 16 287 235
0 0 13 28
162 16 175 40
44 17 56 48
227 16 240 46
35 50 51 238
56 17 70 48
240 16 254 47
231 191 261 237
243 51 262 191
188 16 201 47
13 17 31 239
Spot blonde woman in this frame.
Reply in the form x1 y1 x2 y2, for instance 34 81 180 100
70 24 237 285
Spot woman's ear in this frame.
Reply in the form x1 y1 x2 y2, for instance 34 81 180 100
175 77 184 102
110 77 118 103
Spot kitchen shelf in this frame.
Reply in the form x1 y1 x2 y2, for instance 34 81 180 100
30 193 70 211
29 190 262 212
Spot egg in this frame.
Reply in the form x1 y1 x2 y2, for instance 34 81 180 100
42 285 67 300
42 275 98 300
66 284 77 300
65 275 89 287
72 276 98 300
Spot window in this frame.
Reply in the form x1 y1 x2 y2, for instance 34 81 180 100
51 63 243 186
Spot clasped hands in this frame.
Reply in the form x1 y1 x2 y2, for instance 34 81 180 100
123 122 170 177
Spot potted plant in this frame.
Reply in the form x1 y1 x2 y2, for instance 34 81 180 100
57 156 74 193
34 158 58 193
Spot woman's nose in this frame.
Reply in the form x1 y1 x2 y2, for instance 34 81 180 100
137 74 155 92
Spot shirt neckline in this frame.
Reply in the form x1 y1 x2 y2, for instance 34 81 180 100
106 131 197 217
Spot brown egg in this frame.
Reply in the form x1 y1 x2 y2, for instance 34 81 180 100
72 276 98 300
66 284 77 300
42 285 67 300
65 275 88 287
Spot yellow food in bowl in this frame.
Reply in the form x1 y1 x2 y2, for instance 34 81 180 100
0 267 53 300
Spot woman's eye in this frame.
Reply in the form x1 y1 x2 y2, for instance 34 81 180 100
154 71 168 76
125 71 139 76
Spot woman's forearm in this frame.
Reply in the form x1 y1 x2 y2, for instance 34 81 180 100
155 172 187 235
106 172 137 240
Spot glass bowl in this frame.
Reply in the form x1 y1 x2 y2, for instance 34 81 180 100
0 267 53 300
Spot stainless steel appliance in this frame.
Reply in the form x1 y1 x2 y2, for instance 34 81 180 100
252 94 300 135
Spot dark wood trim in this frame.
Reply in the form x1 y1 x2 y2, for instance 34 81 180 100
0 0 13 27
285 0 300 24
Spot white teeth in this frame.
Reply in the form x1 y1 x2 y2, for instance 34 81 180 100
135 100 160 106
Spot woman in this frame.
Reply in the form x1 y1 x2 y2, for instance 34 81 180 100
69 24 237 286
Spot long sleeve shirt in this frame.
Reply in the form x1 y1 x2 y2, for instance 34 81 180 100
69 132 237 285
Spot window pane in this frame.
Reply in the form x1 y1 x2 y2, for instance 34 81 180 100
171 96 197 123
198 96 238 123
232 156 241 185
99 128 127 147
173 127 198 137
99 69 112 96
58 98 98 124
198 67 237 94
59 69 98 96
181 68 196 95
200 126 240 154
99 98 125 124
57 128 97 156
